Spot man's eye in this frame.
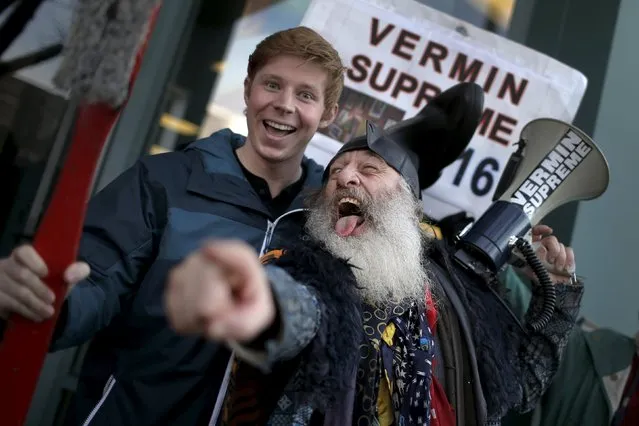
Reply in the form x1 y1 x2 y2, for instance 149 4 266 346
330 167 342 175
265 81 279 90
300 91 314 101
362 165 378 172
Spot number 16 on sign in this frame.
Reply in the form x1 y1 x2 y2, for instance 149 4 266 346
452 148 501 198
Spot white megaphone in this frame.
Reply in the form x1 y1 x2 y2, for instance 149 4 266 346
453 118 609 331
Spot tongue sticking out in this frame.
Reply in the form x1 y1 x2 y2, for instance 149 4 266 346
335 215 361 237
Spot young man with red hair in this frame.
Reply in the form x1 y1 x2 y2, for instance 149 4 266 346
0 27 344 425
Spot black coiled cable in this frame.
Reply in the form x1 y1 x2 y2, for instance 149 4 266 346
514 238 557 332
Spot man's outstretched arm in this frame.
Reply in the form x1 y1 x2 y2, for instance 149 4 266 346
164 240 362 370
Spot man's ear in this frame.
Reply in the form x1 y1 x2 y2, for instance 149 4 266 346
243 77 251 105
319 103 339 128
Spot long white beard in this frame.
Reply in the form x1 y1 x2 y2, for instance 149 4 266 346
306 182 431 306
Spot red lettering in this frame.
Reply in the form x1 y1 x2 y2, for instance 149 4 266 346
448 54 483 82
370 18 395 46
488 113 518 145
391 73 418 98
498 73 528 106
392 29 420 61
370 63 397 92
347 54 371 82
483 66 499 93
413 82 442 109
478 109 518 145
418 41 448 73
478 108 494 137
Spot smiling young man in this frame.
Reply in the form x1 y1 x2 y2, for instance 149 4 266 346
238 32 341 199
0 27 342 425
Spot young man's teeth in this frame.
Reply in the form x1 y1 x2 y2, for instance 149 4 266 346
265 120 295 131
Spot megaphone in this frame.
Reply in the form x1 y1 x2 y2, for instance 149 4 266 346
453 118 609 331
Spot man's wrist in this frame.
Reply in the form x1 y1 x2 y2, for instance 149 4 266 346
246 298 281 350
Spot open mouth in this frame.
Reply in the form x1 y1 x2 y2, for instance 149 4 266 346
263 119 296 137
335 197 366 237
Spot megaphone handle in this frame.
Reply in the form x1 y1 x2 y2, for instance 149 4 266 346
492 138 526 201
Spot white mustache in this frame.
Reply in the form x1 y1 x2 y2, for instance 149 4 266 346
306 181 431 305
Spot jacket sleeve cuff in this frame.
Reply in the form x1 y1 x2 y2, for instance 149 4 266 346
554 280 584 310
524 278 584 333
228 265 321 372
48 301 70 352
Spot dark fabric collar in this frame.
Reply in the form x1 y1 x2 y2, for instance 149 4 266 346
232 149 308 218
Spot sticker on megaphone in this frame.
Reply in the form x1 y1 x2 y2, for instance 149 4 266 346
496 118 609 225
510 130 593 217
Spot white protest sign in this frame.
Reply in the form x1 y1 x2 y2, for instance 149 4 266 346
301 0 587 220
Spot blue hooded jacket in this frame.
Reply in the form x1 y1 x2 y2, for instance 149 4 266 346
50 129 324 426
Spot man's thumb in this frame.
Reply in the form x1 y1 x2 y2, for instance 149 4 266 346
64 262 91 286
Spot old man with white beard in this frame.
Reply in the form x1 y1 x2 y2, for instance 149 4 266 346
164 86 584 426
305 172 429 306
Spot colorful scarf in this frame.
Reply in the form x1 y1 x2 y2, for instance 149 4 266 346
380 304 435 425
354 298 436 426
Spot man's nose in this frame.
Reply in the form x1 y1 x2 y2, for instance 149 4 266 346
274 89 295 114
336 168 360 187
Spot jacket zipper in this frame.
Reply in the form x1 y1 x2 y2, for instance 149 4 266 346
81 375 116 426
260 220 276 257
258 208 305 256
208 208 306 425
208 357 234 426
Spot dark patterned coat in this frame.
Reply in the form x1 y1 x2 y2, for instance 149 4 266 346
222 235 584 426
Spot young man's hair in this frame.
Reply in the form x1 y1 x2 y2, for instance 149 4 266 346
247 26 345 111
